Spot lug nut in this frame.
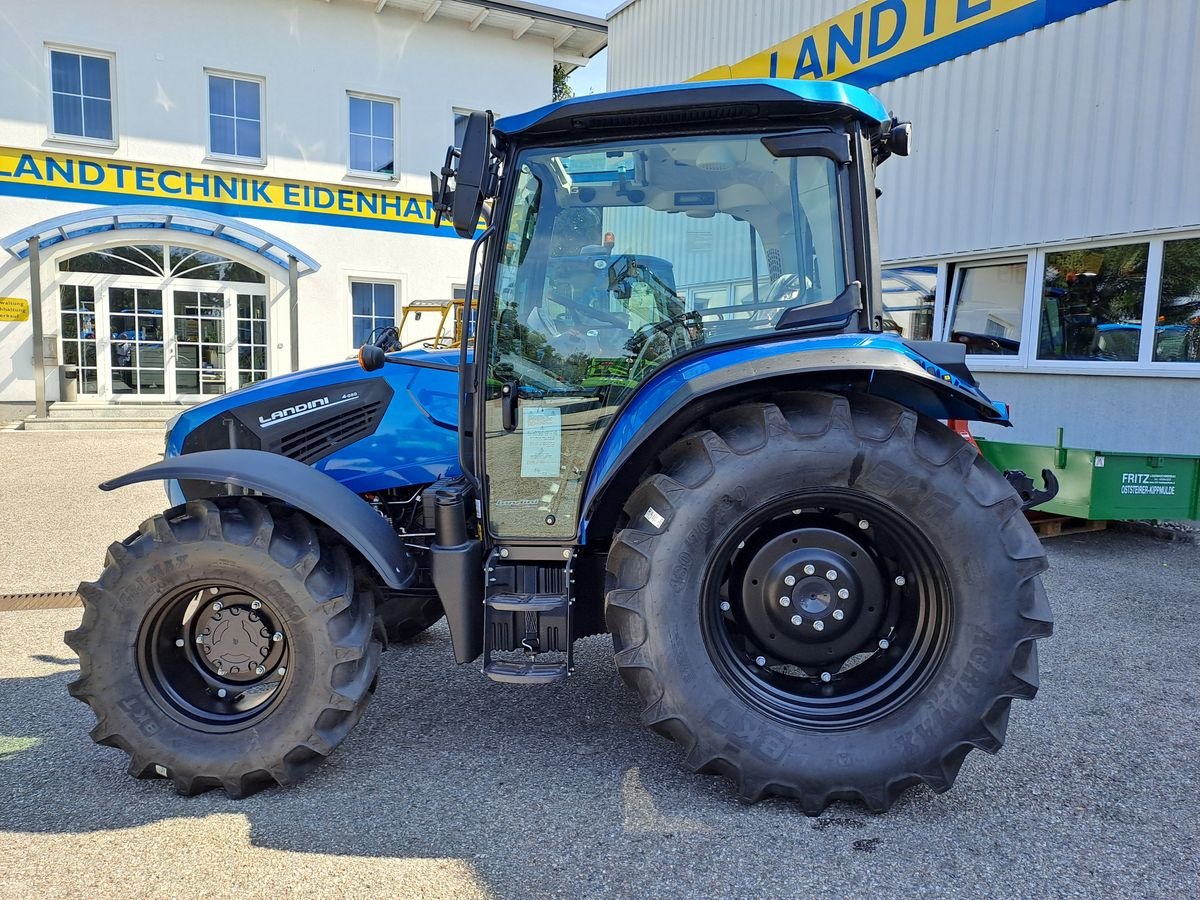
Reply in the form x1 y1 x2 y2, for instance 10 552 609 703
895 575 907 587
755 656 767 667
255 665 266 675
879 639 890 650
858 519 870 530
820 671 832 683
832 609 844 621
826 570 838 581
791 615 802 626
211 601 223 612
837 588 850 600
216 688 227 698
813 620 825 632
499 548 510 558
209 587 219 595
719 601 731 612
250 599 262 610
779 596 791 607
195 634 204 644
277 666 287 676
784 574 796 587
175 638 185 647
272 632 283 642
803 564 816 575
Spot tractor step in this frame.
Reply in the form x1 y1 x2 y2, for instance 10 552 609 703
482 551 575 684
484 659 569 684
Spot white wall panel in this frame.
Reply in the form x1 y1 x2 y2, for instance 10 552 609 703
609 0 1200 262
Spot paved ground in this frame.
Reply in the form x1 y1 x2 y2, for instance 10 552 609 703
0 402 35 428
0 431 164 594
0 434 1198 898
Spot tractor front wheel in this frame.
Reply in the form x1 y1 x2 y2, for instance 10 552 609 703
65 497 381 798
605 392 1052 813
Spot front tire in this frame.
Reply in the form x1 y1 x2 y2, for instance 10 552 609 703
605 392 1052 813
65 497 381 798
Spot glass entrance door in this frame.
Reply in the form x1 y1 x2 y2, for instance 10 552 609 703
173 290 227 397
109 286 167 396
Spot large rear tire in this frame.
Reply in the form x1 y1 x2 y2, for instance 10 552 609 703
65 497 381 798
605 392 1052 813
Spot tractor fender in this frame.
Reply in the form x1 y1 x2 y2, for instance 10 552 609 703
101 449 415 590
579 334 1009 542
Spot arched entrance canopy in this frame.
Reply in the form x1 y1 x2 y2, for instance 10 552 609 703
1 204 320 275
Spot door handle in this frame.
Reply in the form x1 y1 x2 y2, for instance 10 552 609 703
501 379 519 432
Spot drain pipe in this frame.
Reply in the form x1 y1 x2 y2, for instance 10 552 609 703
28 235 47 419
288 254 300 372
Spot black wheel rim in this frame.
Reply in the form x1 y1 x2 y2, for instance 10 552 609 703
137 581 291 733
701 489 952 731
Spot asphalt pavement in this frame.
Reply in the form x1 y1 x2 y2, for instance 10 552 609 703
0 433 1198 898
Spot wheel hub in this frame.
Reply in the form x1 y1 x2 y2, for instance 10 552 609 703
740 527 885 669
192 594 284 683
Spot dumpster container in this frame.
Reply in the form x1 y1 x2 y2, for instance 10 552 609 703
61 364 79 402
978 433 1200 521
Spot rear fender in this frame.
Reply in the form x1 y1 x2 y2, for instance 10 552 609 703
102 449 416 590
579 335 1009 542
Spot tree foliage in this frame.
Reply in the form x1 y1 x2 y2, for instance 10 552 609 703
553 64 574 102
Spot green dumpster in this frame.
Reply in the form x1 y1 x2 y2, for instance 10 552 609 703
977 434 1200 522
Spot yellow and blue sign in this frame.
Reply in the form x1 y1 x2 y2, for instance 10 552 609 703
0 146 452 237
692 0 1117 88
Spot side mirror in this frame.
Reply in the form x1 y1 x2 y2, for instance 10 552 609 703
358 344 386 372
453 111 493 239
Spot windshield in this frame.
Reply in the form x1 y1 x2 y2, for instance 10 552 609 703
485 133 847 538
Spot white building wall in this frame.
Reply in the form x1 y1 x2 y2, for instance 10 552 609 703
0 0 558 401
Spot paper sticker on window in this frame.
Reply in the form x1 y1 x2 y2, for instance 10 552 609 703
521 406 561 478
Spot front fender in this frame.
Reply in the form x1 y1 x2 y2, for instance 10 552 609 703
102 449 415 590
580 334 1009 541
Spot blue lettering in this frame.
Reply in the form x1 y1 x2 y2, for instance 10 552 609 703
769 51 778 79
252 179 270 203
14 154 43 180
213 175 238 200
134 167 154 192
869 0 907 56
358 192 377 215
313 187 334 209
924 0 939 35
109 163 132 189
158 170 181 194
380 193 402 217
338 189 354 212
284 183 301 206
78 161 104 185
826 12 864 74
791 35 823 79
404 197 423 220
185 171 209 196
957 0 991 22
46 157 74 184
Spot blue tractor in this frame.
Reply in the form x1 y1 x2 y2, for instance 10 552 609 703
68 80 1054 813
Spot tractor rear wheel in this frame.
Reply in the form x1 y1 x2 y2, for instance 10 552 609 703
65 497 381 798
605 392 1052 813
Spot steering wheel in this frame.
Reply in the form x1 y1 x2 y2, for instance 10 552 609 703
552 295 628 329
764 273 802 305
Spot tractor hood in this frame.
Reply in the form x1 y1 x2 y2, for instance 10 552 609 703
164 347 462 503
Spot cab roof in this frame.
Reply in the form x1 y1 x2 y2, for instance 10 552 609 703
494 79 889 142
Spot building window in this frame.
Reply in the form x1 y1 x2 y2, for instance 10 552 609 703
351 281 396 346
453 109 479 147
947 261 1027 355
59 285 98 393
237 294 268 387
49 48 113 142
1153 237 1200 363
208 72 263 161
881 265 937 340
1038 244 1148 362
349 95 395 176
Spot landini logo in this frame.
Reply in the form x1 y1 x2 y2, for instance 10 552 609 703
258 392 359 428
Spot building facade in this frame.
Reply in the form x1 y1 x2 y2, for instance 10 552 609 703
0 0 605 408
607 0 1200 454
